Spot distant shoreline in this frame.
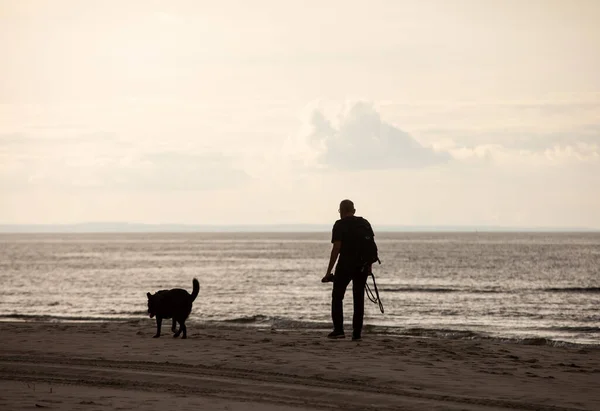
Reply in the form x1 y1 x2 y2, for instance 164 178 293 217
0 223 598 234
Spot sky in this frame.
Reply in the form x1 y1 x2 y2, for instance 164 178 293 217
1 0 599 228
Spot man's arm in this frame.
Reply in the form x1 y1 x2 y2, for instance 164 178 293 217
322 241 341 282
327 240 342 274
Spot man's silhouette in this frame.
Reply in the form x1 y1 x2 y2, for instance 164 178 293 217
322 199 374 341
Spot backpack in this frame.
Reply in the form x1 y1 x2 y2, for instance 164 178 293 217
354 218 384 313
354 218 381 271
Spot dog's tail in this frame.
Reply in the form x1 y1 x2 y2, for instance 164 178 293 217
190 278 200 302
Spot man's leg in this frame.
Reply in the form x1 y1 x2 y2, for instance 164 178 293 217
352 272 369 338
331 274 352 334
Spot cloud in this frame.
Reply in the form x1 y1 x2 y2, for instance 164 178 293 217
428 124 600 167
281 100 600 172
285 101 450 170
425 125 600 151
0 132 249 191
119 151 249 191
441 141 600 168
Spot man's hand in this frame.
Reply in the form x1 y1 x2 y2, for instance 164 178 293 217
321 273 335 283
324 241 341 283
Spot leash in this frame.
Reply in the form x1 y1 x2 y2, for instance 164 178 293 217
365 272 384 314
361 259 384 314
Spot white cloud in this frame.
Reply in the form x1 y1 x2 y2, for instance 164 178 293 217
284 101 450 170
281 100 600 174
441 137 600 167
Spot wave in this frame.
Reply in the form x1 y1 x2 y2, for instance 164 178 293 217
543 287 600 293
381 287 459 293
377 326 481 340
103 310 148 316
380 287 500 293
380 286 600 294
544 326 600 333
223 314 272 324
0 313 138 322
369 326 596 347
221 315 330 329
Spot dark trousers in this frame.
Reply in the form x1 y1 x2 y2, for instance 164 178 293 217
331 270 368 335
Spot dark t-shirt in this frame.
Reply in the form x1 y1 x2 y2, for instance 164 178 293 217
331 216 374 273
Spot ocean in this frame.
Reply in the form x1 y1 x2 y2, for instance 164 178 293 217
1 232 599 345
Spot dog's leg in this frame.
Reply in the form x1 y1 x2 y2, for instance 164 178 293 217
153 316 162 338
173 318 182 338
180 320 187 339
171 318 177 333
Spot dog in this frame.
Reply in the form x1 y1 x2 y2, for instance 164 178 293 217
147 278 199 339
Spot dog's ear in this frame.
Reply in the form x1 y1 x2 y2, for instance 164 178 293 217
147 292 152 299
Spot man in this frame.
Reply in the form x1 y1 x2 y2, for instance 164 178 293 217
322 199 374 341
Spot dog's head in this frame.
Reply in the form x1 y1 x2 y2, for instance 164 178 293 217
146 292 156 318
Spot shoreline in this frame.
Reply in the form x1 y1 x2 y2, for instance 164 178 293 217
1 320 599 410
1 317 598 348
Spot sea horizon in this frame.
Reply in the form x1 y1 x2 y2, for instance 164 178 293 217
1 222 599 233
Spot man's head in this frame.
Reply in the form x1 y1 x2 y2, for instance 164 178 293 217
339 199 355 218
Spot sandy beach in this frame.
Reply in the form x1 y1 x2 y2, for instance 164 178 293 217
1 320 599 411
